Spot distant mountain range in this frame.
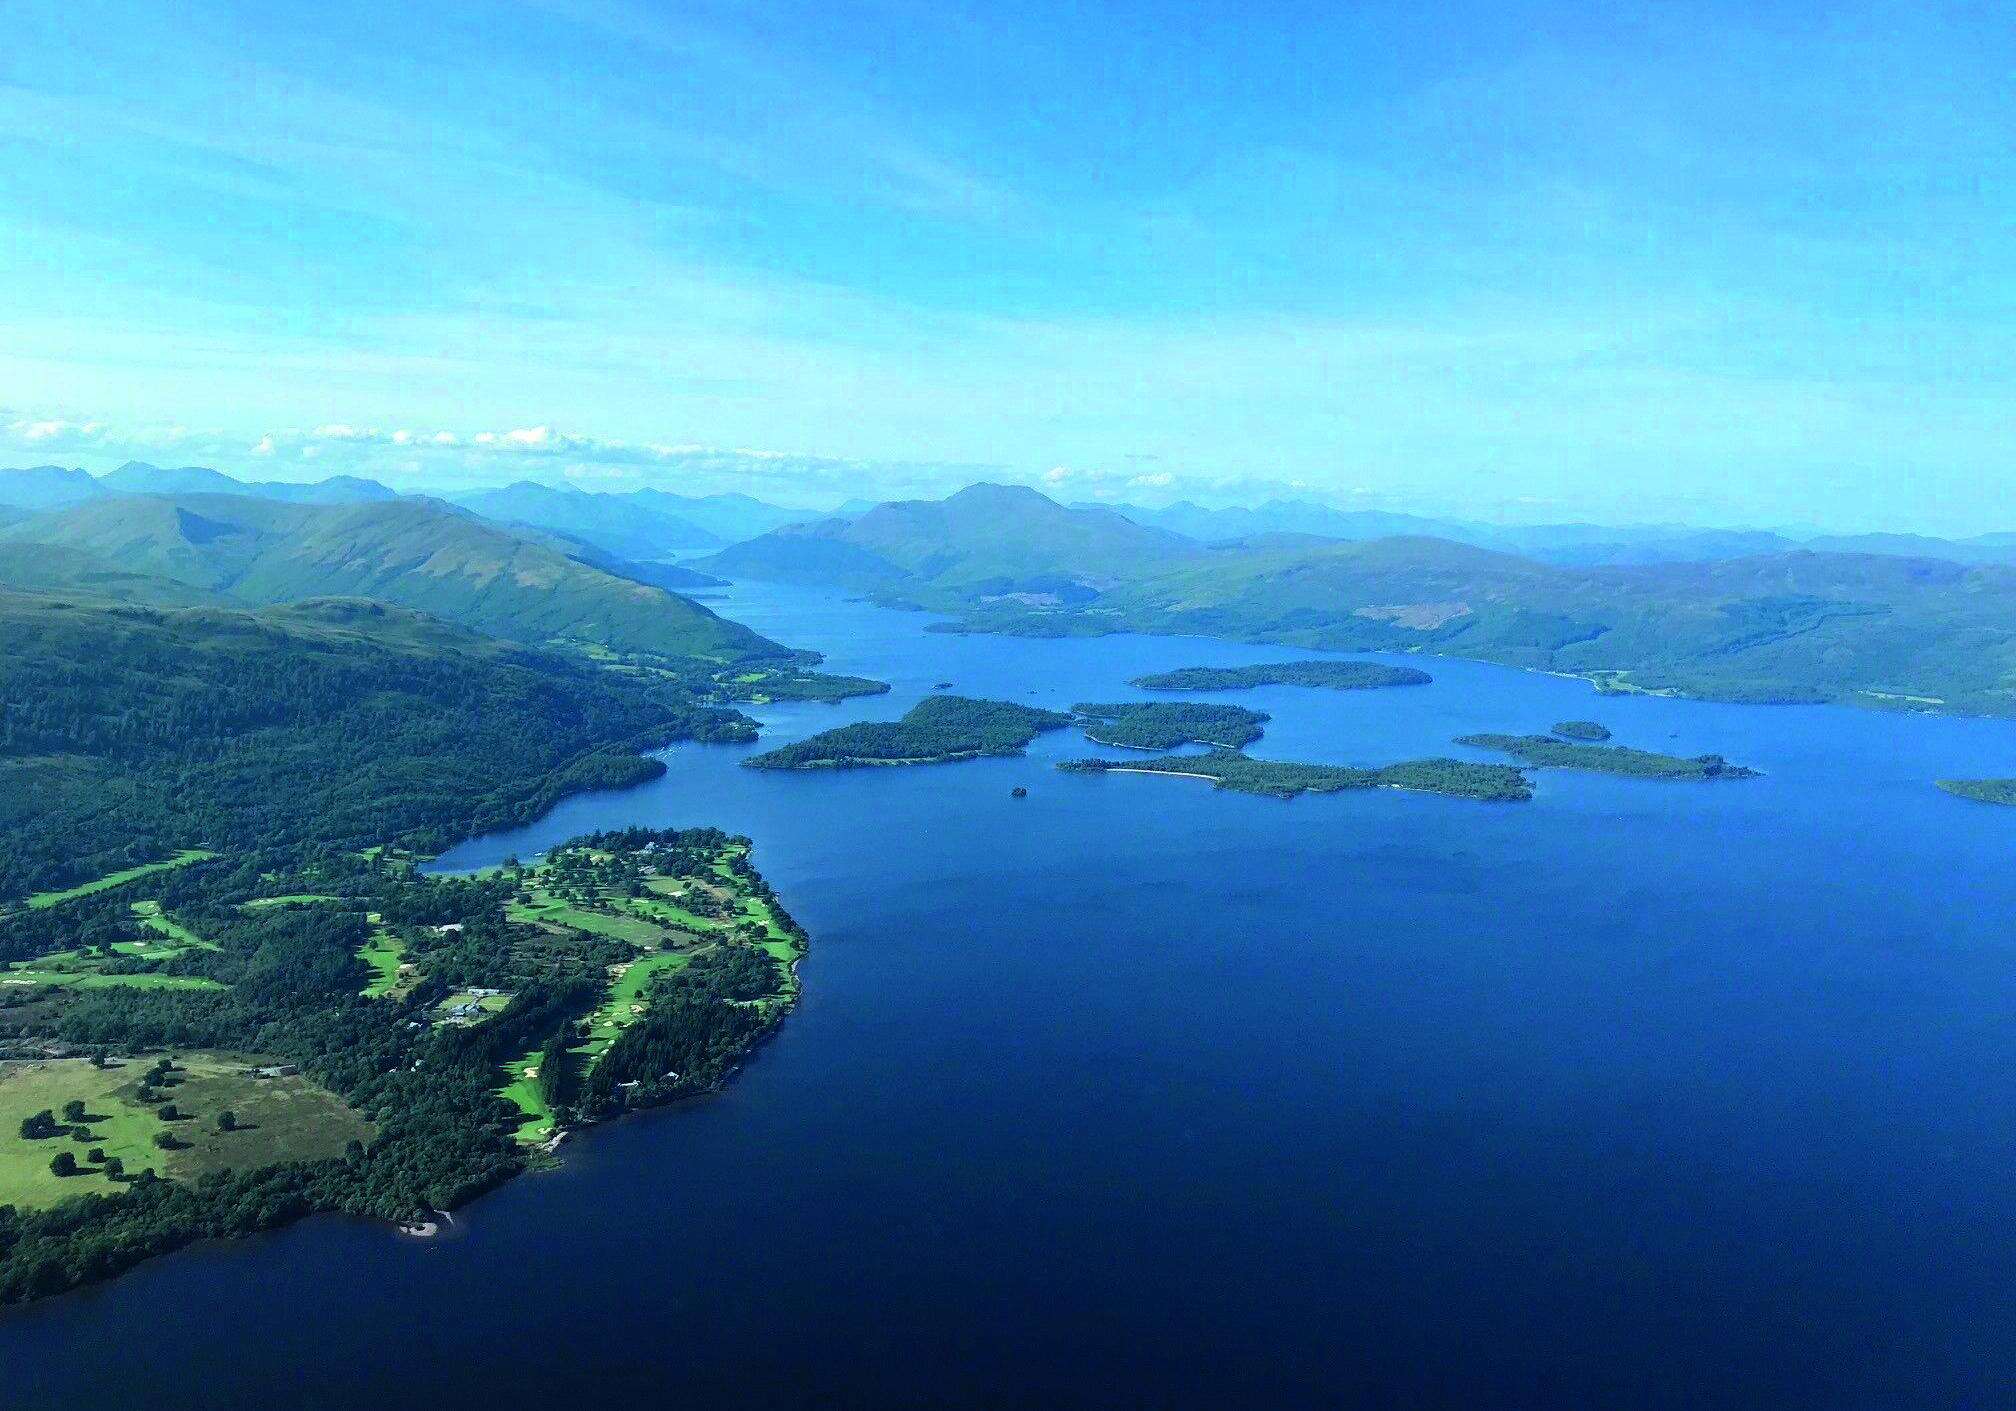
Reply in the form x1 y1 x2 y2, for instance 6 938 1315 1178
0 462 826 565
0 460 404 509
688 482 2016 715
1088 498 2016 570
0 492 786 662
692 483 1200 601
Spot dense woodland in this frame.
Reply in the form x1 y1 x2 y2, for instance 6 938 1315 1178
1129 661 1435 692
1550 720 1613 741
1454 733 1759 779
1934 779 2016 805
744 695 1071 768
1070 701 1268 749
1057 748 1533 800
0 593 757 900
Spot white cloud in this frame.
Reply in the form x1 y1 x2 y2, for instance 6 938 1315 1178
4 417 111 449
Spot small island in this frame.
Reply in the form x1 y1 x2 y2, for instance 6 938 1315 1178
1455 733 1758 779
1131 660 1433 692
1057 749 1531 801
1935 779 2016 805
1551 720 1612 741
743 695 1071 769
1071 701 1269 750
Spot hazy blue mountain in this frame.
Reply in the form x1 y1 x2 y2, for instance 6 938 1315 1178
0 465 106 510
694 482 1201 602
451 480 723 560
1804 532 2016 565
99 461 399 504
1493 525 1802 565
621 487 814 542
1097 498 1490 545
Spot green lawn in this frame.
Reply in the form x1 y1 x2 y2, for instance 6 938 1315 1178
507 893 673 946
242 893 343 909
492 844 796 1135
24 849 215 910
128 900 217 956
498 1048 556 1144
2 965 223 992
357 923 406 997
0 1052 375 1208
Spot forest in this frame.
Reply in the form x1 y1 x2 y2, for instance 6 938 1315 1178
1934 779 2016 805
743 695 1071 768
1550 721 1613 741
1454 733 1759 779
1070 701 1269 749
1129 661 1435 692
1057 749 1532 800
0 592 756 900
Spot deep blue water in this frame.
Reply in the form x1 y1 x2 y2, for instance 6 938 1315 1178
9 581 2016 1408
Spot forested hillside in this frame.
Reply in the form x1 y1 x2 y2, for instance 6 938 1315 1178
0 493 785 662
0 592 754 899
690 481 2016 715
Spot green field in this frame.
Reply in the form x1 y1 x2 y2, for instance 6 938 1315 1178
24 849 215 910
243 893 343 909
490 841 802 1135
2 964 223 992
499 1048 556 1143
0 1051 375 1208
506 894 671 946
356 922 406 997
128 901 216 956
581 951 694 1051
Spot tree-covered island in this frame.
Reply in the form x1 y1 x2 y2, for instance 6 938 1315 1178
1129 660 1434 692
1551 720 1612 741
742 695 1071 768
1070 701 1269 749
1935 779 2016 805
1455 733 1758 779
1057 748 1531 800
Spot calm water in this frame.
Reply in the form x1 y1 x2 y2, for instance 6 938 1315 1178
9 582 2016 1408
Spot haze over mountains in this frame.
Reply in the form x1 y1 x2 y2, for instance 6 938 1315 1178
10 459 2016 714
0 490 783 661
689 482 2016 715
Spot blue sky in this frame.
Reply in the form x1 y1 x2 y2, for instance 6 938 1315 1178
1 0 2011 528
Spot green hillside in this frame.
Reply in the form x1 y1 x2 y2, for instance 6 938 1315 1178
944 529 2016 715
0 494 784 662
0 591 756 899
